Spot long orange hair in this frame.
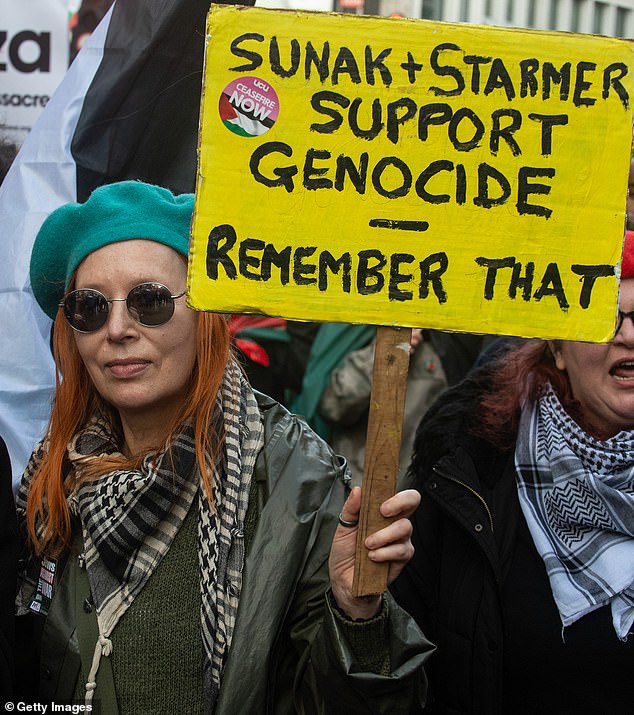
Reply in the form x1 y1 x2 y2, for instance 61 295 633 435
26 307 231 557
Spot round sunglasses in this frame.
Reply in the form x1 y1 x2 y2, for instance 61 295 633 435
59 282 187 333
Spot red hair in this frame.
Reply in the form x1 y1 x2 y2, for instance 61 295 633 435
26 308 230 557
474 339 580 449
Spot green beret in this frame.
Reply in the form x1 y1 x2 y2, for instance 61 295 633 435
29 180 194 320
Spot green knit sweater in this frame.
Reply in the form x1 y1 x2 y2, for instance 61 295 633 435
111 502 202 714
73 502 203 714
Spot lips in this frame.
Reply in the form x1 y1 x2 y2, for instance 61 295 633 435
106 358 151 378
610 360 634 380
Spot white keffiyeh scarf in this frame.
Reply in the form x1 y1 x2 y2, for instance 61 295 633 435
515 384 634 640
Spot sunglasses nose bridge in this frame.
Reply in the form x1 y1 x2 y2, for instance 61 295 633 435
103 295 138 332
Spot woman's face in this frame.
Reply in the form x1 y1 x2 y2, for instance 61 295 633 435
553 277 634 438
73 239 198 434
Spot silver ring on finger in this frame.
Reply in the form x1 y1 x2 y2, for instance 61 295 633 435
338 512 359 528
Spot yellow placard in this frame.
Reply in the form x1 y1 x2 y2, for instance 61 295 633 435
188 5 634 341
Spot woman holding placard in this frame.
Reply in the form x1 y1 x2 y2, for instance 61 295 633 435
15 180 432 713
392 231 634 714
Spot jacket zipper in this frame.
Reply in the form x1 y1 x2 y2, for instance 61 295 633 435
432 465 494 533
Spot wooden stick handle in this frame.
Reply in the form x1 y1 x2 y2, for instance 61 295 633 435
352 325 411 597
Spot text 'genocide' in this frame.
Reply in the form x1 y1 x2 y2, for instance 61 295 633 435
227 35 629 220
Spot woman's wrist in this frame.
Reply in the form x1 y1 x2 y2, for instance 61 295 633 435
330 584 382 621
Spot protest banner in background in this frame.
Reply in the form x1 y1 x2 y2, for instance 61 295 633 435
0 0 242 487
0 0 69 144
189 6 634 343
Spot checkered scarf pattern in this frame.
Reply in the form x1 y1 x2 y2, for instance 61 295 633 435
19 358 263 711
515 383 634 639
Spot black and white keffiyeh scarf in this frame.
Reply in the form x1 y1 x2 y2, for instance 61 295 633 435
18 358 263 711
515 383 634 640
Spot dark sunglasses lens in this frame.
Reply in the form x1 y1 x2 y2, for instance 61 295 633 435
63 290 109 332
126 283 175 326
616 311 634 335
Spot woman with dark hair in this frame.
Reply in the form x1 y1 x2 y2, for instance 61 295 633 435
392 231 634 715
16 180 432 713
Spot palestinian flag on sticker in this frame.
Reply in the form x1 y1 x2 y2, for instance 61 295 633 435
0 0 252 487
219 91 276 138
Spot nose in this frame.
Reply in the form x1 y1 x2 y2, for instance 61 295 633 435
105 298 138 341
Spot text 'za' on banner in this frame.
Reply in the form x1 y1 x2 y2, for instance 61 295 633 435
187 5 634 342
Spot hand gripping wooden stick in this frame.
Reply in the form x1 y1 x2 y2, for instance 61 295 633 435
352 325 412 597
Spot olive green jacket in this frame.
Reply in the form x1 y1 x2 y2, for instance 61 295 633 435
21 393 432 713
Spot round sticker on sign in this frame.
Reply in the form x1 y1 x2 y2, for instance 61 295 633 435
219 76 280 137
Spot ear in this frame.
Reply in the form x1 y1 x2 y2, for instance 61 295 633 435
547 340 566 371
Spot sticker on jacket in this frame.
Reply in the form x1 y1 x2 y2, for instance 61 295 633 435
28 556 57 616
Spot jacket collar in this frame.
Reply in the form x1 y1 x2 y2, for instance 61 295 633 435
425 445 519 584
